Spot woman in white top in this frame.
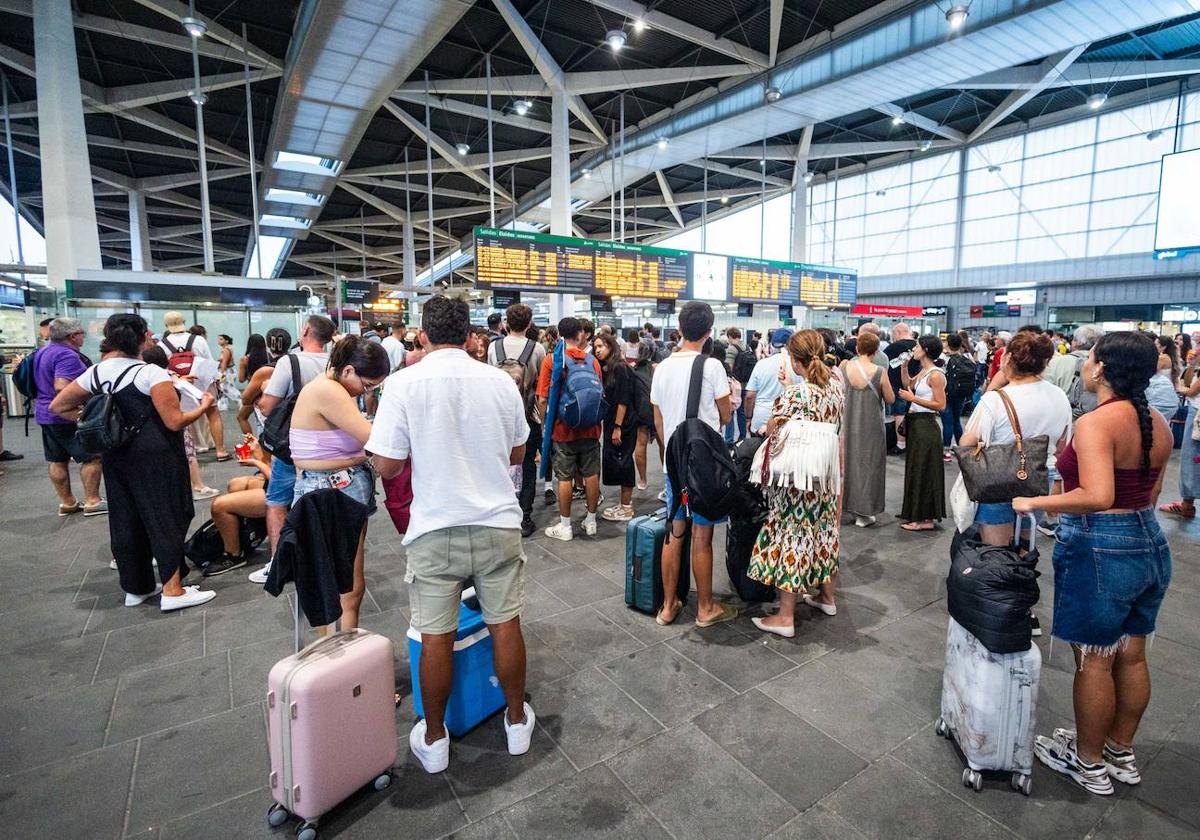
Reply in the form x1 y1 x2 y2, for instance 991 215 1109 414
50 313 217 612
1145 334 1181 421
960 330 1071 546
897 335 947 531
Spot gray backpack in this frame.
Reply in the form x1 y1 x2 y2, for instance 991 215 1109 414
1066 352 1098 419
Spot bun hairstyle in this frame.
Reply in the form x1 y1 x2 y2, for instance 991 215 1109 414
1004 330 1055 376
787 329 831 388
328 334 390 381
917 334 943 362
1094 331 1158 475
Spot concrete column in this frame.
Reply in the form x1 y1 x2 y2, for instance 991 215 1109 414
33 0 101 290
128 191 152 271
790 161 808 263
548 86 573 322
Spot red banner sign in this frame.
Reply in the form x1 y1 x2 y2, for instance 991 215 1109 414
851 304 924 317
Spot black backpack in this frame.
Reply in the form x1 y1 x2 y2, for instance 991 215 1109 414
12 349 38 434
732 346 757 385
260 354 302 465
75 363 149 454
944 354 977 398
665 355 739 524
185 516 268 569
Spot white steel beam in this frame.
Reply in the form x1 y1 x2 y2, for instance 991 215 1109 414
697 158 791 188
5 70 280 118
340 174 498 203
655 170 684 227
707 144 796 160
345 143 589 178
968 45 1089 142
949 59 1200 90
565 65 757 95
873 102 966 143
792 124 813 189
390 91 595 143
768 0 783 67
136 166 251 193
586 0 770 67
808 139 956 158
127 0 280 70
489 0 607 141
335 181 460 245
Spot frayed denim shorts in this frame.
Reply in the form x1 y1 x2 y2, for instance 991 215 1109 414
1050 509 1171 654
294 464 377 516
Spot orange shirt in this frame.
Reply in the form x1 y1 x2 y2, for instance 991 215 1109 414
537 346 603 442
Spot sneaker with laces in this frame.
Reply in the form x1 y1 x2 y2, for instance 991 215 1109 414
125 584 162 607
202 553 248 577
1030 613 1042 637
582 517 597 536
601 505 634 522
409 720 450 773
160 586 217 613
1034 730 1114 795
571 486 585 501
657 489 668 502
1051 728 1140 785
504 702 536 756
543 489 555 506
1037 520 1059 538
544 522 573 542
248 563 271 584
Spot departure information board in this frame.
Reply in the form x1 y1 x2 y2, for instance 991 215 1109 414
472 226 855 308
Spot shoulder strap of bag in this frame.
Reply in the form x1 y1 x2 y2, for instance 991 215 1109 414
91 365 101 394
494 340 507 364
162 335 178 353
287 353 302 396
184 333 196 351
517 338 536 366
107 361 144 394
685 354 706 420
995 388 1031 478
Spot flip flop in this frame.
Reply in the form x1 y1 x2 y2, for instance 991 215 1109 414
1158 502 1196 519
655 601 684 626
58 502 82 516
695 602 739 628
215 453 232 462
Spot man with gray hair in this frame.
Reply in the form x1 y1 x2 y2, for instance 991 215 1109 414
884 322 918 453
1058 324 1102 418
33 317 106 516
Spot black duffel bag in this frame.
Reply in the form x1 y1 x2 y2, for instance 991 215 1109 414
946 515 1040 654
725 435 775 603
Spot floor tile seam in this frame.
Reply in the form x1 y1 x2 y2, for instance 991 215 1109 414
604 757 680 840
653 637 742 696
119 738 141 840
1150 626 1200 652
714 626 809 673
582 602 652 648
90 629 112 685
735 661 802 697
753 685 877 767
1116 795 1200 832
130 787 272 840
525 576 575 617
444 738 576 825
78 593 102 637
101 672 122 748
690 724 802 822
803 646 938 724
432 770 471 838
226 649 235 712
592 662 670 732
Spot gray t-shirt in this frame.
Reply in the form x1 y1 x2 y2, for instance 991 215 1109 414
264 350 330 398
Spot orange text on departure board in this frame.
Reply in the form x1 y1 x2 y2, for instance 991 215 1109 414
594 254 687 298
800 273 839 305
731 266 793 302
477 243 558 287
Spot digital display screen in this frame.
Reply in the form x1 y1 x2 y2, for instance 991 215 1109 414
730 257 797 304
690 253 730 301
0 283 24 309
1155 149 1200 253
799 265 857 308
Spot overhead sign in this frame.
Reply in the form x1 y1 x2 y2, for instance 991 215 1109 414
655 298 675 315
737 302 754 317
0 283 24 309
589 294 614 313
343 280 377 305
492 290 520 310
851 304 923 318
922 306 947 316
995 289 1036 306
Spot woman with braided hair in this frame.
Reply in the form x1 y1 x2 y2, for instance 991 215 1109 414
1013 331 1173 797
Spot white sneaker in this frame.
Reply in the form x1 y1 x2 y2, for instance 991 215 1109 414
504 702 536 756
601 505 634 522
854 515 877 528
125 584 162 607
248 563 271 584
802 593 837 616
409 720 449 773
544 522 573 542
160 586 216 612
582 518 597 536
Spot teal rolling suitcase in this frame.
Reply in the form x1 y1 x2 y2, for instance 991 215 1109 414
624 507 691 614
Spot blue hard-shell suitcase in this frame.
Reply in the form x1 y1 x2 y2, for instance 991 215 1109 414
624 507 691 614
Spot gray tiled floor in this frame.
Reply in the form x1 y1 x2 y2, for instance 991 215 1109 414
0 421 1198 839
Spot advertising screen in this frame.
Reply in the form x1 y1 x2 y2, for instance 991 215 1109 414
1155 149 1200 255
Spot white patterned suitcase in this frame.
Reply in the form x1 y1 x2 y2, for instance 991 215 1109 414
936 616 1041 795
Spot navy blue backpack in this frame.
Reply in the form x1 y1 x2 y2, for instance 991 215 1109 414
557 352 606 428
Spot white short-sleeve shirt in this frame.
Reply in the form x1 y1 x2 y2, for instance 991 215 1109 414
367 348 530 544
264 351 330 398
744 353 796 433
965 379 1072 469
158 331 212 361
650 350 730 472
75 357 172 396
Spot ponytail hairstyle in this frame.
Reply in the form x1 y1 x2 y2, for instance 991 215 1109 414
1094 331 1158 476
328 334 390 382
1152 332 1180 384
787 329 831 388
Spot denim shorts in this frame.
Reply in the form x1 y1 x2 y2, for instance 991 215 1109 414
265 459 296 506
1051 509 1171 653
663 474 728 527
975 501 1015 525
294 464 377 516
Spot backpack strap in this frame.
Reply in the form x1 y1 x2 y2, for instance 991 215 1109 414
287 353 302 396
106 361 145 394
161 335 178 353
517 338 536 367
495 340 508 364
685 354 706 420
184 333 196 351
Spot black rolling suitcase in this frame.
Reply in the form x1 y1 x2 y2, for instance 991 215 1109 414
725 436 774 602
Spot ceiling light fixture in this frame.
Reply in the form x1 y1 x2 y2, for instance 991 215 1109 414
875 189 887 197
189 90 207 106
456 142 470 156
987 164 1001 173
181 16 207 39
945 4 969 31
919 139 933 151
605 29 627 51
1146 128 1164 141
513 99 531 116
803 171 814 184
764 86 781 103
892 114 904 126
1087 92 1107 110
582 168 592 178
720 195 729 204
656 136 669 150
633 18 646 33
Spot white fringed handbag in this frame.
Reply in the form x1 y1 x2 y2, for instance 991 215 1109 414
749 383 841 494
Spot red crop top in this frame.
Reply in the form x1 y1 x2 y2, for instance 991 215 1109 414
1056 400 1161 510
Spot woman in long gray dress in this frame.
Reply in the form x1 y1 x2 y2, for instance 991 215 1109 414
839 330 894 527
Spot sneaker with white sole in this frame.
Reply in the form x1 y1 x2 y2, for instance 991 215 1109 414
1051 728 1140 785
544 522 573 542
125 584 162 607
504 702 536 756
409 720 449 773
83 500 109 517
248 563 271 584
160 586 216 612
1034 730 1114 795
582 518 597 536
657 489 668 502
192 486 219 501
601 505 634 522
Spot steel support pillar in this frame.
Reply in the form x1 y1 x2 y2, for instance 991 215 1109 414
128 190 152 271
548 86 573 321
789 161 807 263
33 0 101 290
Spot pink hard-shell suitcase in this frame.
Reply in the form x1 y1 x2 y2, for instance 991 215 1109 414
266 627 397 839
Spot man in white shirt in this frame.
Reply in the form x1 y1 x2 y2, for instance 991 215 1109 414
650 301 734 629
158 311 229 460
246 314 335 584
743 328 796 434
380 322 407 372
368 295 535 775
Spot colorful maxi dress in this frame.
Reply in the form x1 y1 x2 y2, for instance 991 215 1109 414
747 377 844 593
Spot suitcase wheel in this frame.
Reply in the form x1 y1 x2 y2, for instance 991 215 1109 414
266 803 289 828
374 772 392 791
934 718 950 739
962 768 983 792
1010 772 1032 796
296 821 318 840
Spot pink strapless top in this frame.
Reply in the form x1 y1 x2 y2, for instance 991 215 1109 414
290 427 364 460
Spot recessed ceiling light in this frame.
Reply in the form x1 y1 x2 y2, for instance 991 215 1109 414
456 142 470 156
582 168 592 178
656 137 669 150
759 159 767 167
180 16 207 39
945 4 969 31
1087 92 1107 110
633 18 645 33
189 90 207 106
892 114 904 126
606 29 627 51
875 189 887 197
764 86 781 103
513 99 531 116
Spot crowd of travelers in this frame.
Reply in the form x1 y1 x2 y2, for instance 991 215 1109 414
4 300 1193 795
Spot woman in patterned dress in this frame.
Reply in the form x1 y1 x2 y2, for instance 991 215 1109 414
748 330 845 638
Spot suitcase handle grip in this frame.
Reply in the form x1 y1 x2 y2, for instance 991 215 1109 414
295 628 365 660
